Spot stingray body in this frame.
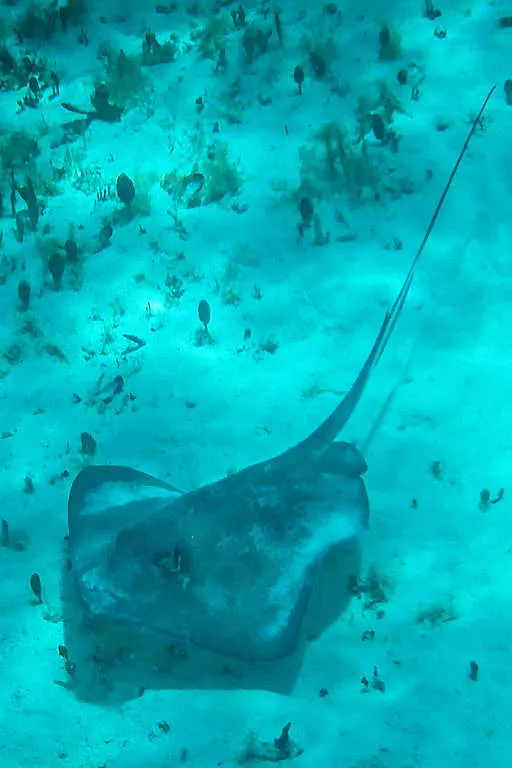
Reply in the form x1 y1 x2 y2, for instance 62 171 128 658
68 89 494 662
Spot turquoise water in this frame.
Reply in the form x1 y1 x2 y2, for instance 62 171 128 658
0 1 508 766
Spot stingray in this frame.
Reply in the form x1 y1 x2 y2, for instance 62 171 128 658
67 88 494 662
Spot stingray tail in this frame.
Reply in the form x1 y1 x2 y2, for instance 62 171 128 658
287 85 496 459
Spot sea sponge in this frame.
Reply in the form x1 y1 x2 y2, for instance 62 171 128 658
100 48 149 109
202 141 241 203
378 24 402 60
298 121 379 200
0 130 39 169
192 12 232 59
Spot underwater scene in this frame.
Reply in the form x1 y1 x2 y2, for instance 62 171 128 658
0 0 509 765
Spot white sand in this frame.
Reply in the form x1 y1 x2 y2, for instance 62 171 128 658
0 0 510 765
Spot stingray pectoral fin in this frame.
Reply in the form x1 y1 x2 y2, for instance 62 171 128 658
260 479 369 658
68 465 182 582
315 441 368 477
70 464 180 500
